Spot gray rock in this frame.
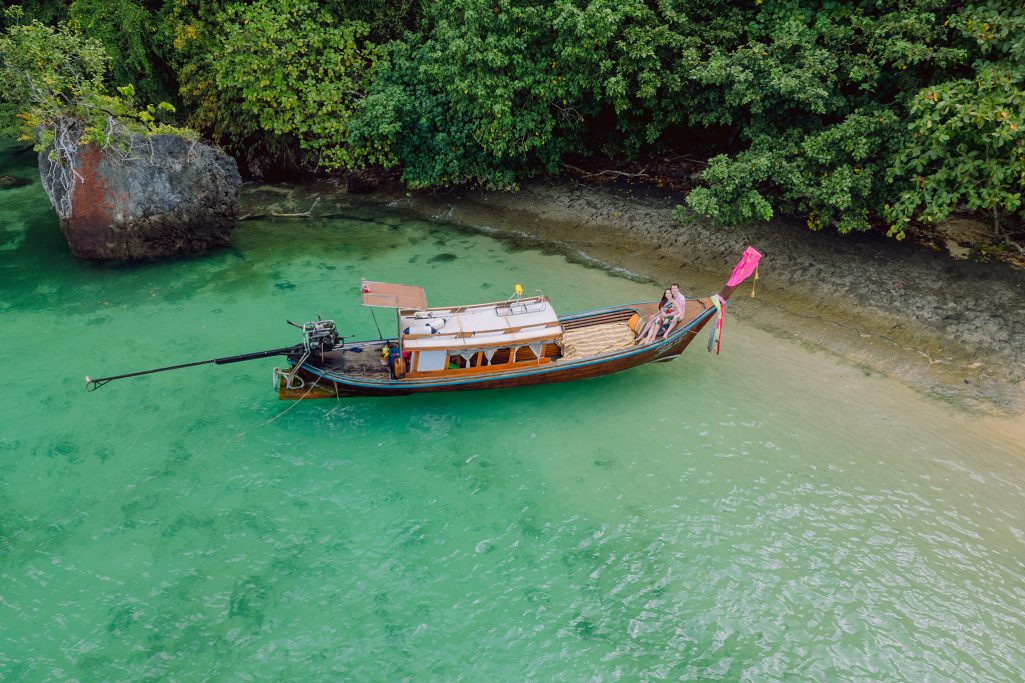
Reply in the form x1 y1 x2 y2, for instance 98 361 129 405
39 134 241 259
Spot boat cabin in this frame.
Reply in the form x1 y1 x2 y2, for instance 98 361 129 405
361 280 564 379
398 296 564 377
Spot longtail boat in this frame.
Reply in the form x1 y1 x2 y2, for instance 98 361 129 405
86 247 762 399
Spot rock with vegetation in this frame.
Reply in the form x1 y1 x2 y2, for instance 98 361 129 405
38 133 241 259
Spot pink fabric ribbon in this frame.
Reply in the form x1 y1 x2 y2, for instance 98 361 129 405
726 247 763 287
707 294 726 354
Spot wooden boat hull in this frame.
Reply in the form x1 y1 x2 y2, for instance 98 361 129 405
278 301 718 399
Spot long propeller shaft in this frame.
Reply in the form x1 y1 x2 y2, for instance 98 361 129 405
85 345 301 391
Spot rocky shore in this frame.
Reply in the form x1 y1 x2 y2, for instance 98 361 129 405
242 178 1025 414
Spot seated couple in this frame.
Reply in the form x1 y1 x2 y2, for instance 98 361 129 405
634 283 687 345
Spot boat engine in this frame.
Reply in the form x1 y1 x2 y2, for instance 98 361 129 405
301 319 339 351
274 319 340 392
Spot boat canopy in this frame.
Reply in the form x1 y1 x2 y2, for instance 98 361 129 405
360 279 427 309
399 295 563 351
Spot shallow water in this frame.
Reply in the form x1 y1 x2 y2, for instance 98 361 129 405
2 146 1025 681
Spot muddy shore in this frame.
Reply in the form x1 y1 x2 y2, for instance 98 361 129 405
243 179 1025 414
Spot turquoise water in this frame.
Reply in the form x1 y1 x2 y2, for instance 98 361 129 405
3 146 1025 681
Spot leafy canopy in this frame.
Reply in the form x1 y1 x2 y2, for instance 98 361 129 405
205 0 378 172
0 6 190 150
2 0 1023 241
884 2 1025 237
683 0 1023 238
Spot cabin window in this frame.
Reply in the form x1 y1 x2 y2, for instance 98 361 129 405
455 349 483 368
515 346 536 362
489 347 512 365
415 351 447 372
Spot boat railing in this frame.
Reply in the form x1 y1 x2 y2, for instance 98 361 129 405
496 291 547 317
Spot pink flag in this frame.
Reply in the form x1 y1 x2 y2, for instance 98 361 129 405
726 247 763 287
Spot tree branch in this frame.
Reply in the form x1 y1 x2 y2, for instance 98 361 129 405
270 196 321 217
563 163 648 179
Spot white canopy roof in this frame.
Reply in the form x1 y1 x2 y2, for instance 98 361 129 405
399 296 562 351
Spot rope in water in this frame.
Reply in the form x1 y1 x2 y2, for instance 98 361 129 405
266 377 322 424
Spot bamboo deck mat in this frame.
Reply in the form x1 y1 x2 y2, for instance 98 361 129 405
560 322 636 360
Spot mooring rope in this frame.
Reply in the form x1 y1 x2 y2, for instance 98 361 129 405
282 349 310 390
265 377 321 424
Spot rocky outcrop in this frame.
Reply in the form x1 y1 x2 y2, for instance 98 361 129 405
39 134 241 259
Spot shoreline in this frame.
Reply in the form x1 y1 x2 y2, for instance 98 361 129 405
241 178 1025 415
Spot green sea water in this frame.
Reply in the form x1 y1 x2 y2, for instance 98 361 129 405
2 146 1025 681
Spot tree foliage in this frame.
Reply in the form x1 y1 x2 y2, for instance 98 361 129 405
207 0 378 172
348 0 746 188
350 1 586 188
68 0 179 105
884 2 1025 238
1 0 1022 240
683 0 1023 238
0 8 186 149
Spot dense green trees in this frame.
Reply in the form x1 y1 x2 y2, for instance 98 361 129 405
885 2 1025 239
680 0 1024 240
0 7 185 149
2 0 1023 241
208 0 378 172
